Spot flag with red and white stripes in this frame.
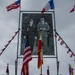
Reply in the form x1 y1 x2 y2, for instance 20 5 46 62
22 33 32 75
6 0 20 11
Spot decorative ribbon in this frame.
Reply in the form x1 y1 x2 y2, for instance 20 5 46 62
0 29 20 55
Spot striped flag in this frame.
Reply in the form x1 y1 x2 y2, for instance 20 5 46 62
6 0 20 11
6 63 9 75
22 64 29 75
22 33 32 75
37 33 43 69
70 5 75 13
42 0 54 13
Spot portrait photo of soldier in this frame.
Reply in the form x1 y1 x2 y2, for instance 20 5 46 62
37 18 50 54
20 12 55 56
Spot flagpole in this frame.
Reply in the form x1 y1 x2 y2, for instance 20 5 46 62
53 0 59 75
40 65 42 75
41 0 59 75
54 11 59 75
16 0 21 75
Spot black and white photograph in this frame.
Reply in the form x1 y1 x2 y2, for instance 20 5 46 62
20 11 55 55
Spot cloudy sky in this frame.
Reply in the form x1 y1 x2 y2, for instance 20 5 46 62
0 0 75 75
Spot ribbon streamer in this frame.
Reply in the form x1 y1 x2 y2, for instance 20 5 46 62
55 31 75 58
0 29 20 56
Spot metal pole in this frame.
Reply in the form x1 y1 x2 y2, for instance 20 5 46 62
52 1 59 75
53 10 59 75
40 66 42 75
15 60 17 75
16 0 21 75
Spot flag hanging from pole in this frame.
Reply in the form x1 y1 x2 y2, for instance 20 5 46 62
6 63 9 75
69 64 74 75
37 33 43 69
22 33 32 75
6 0 20 11
22 64 29 75
71 68 74 75
47 66 50 75
55 31 75 58
69 64 72 75
70 5 75 13
42 0 54 13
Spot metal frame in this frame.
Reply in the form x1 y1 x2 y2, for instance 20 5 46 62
15 11 59 75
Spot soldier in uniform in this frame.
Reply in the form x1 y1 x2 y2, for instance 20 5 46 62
37 18 49 54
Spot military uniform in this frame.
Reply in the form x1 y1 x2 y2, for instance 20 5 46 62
37 21 49 54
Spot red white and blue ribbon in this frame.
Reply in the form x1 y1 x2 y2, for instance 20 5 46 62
55 31 75 58
0 29 20 55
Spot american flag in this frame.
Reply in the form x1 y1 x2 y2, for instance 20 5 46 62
22 33 32 75
6 0 20 11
